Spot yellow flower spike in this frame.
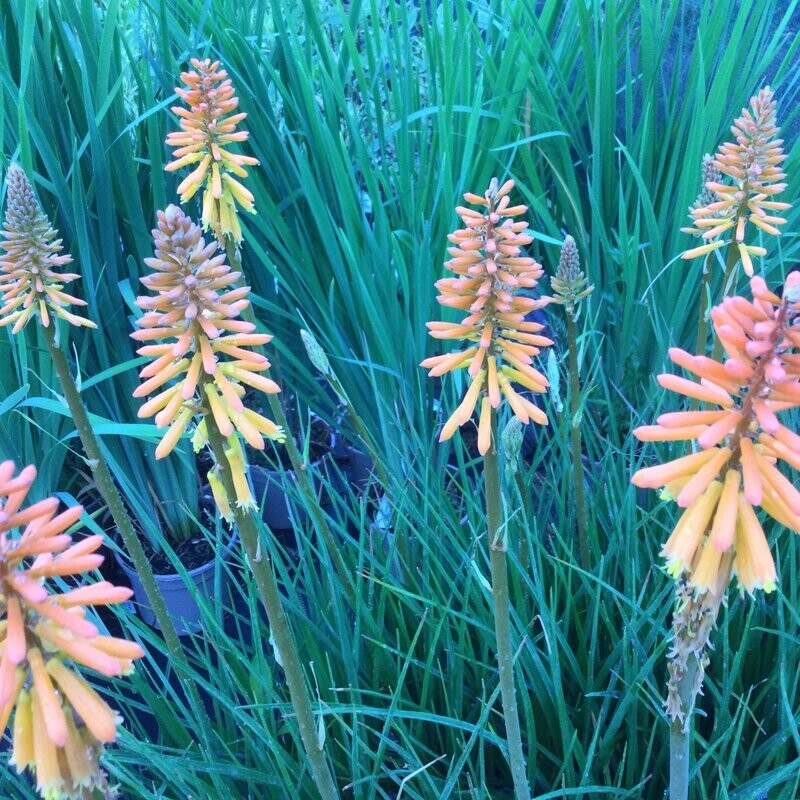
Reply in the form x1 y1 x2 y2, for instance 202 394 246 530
690 538 724 592
661 479 724 575
28 647 68 747
165 58 259 246
0 461 142 795
478 397 492 455
45 659 119 744
154 405 195 459
61 713 95 793
682 88 790 268
10 688 34 771
709 469 741 552
423 178 552 443
29 688 62 796
0 165 96 332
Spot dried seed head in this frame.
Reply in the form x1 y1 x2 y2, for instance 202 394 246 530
0 165 95 332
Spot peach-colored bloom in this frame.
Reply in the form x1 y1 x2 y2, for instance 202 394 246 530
0 461 143 798
681 88 790 275
422 179 552 454
133 205 284 510
632 273 800 593
165 58 259 246
0 165 95 332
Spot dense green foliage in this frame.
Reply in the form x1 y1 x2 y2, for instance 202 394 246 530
1 0 800 797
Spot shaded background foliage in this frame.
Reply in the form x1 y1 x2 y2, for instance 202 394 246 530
1 0 800 798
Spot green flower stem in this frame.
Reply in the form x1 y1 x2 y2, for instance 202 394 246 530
41 322 204 742
694 258 713 358
709 236 743 363
565 311 590 570
484 411 531 800
225 242 357 598
669 654 699 800
201 388 340 800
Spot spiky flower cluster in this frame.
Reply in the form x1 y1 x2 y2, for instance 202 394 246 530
0 462 143 799
632 274 800 594
132 205 284 511
681 87 790 275
548 235 593 317
165 58 258 247
0 165 95 333
422 178 552 455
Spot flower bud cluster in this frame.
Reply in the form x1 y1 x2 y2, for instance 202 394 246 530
0 165 95 332
422 179 552 454
0 462 143 798
548 235 593 316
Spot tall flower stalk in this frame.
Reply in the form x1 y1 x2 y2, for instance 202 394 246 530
133 205 340 800
681 88 790 359
632 273 800 799
549 235 594 568
165 57 356 597
423 178 552 800
0 165 204 737
0 461 144 799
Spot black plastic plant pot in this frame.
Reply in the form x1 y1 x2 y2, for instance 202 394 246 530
114 528 238 636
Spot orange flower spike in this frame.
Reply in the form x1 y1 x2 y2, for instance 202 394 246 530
423 178 552 445
165 58 259 246
132 205 284 459
0 461 143 795
0 165 96 332
633 273 800 592
681 87 790 274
